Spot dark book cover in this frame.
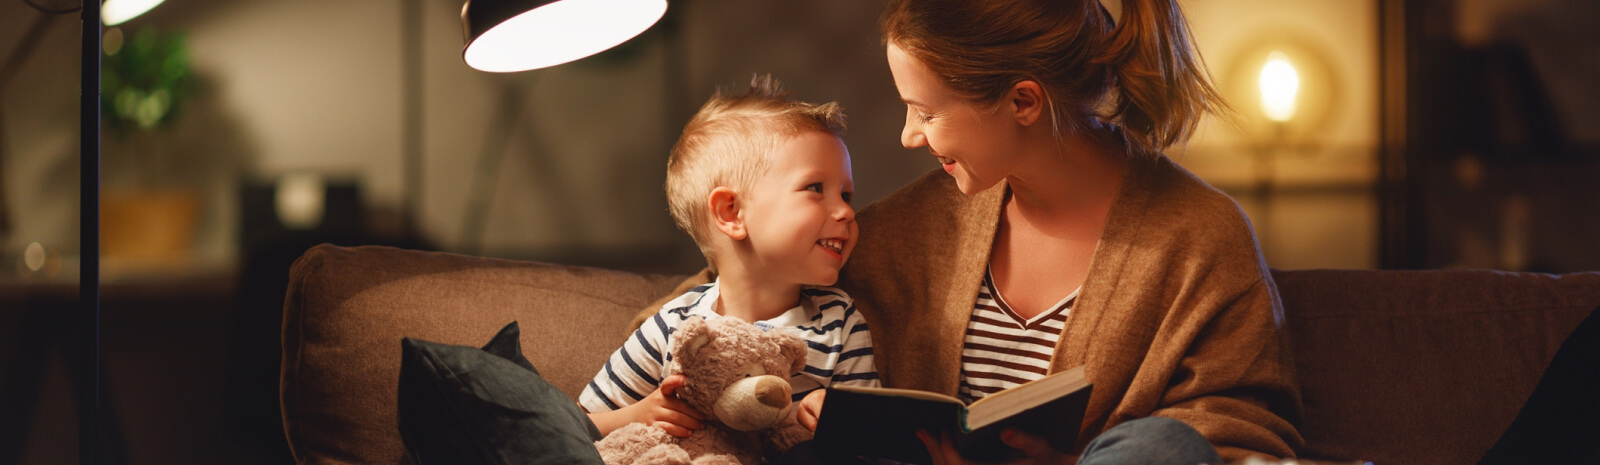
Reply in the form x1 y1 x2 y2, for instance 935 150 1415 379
813 367 1092 465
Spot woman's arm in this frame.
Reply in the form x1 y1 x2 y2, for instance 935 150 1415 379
1147 278 1304 460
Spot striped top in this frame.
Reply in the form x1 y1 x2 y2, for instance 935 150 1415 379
579 280 878 413
958 269 1079 403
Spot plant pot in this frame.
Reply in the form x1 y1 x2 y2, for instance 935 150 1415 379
101 189 199 266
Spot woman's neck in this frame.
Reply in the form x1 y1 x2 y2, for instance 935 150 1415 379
710 267 801 323
1004 122 1129 223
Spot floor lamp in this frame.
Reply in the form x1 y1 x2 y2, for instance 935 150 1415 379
454 0 666 252
80 2 103 464
79 1 163 463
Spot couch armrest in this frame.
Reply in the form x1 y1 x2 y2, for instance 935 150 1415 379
280 244 686 465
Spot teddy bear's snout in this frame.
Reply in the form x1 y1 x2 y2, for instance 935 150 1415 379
714 374 796 431
755 377 789 408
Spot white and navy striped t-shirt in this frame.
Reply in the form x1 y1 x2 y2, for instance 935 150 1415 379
959 269 1079 403
579 280 878 412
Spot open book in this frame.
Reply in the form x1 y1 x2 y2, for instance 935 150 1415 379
813 366 1092 465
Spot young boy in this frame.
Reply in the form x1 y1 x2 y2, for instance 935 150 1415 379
579 75 877 437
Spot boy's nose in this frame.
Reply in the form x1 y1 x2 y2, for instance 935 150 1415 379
834 203 855 222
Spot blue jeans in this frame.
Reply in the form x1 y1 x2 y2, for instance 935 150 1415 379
777 416 1220 465
1077 417 1221 465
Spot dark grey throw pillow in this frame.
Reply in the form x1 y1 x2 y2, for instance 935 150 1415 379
398 321 603 465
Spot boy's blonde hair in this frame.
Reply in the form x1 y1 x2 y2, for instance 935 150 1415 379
666 74 847 264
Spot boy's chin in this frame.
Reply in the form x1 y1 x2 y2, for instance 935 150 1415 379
805 272 841 287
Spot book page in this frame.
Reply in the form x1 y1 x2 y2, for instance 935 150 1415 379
831 385 964 405
966 366 1088 429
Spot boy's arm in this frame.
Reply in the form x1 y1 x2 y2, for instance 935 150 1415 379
798 301 878 432
579 311 708 437
828 302 879 388
587 375 703 437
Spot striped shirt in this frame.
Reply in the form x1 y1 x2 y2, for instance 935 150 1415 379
579 280 878 412
958 269 1079 403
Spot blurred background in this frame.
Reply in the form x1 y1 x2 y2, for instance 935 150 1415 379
1 0 1596 463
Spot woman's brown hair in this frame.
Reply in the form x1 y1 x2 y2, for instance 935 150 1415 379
882 0 1226 156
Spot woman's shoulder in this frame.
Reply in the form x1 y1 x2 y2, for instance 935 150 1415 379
1119 156 1264 261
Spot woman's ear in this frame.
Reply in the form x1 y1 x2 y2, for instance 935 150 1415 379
709 186 747 241
1010 80 1046 127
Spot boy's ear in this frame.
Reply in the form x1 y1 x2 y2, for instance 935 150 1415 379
709 186 747 241
1010 80 1046 127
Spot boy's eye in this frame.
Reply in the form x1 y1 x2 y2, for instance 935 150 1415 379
841 192 853 204
804 183 823 193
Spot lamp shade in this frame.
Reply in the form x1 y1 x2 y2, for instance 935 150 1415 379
461 0 667 73
102 0 166 26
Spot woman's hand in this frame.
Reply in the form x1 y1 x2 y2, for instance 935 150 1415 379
797 389 826 431
915 428 1074 465
588 374 706 437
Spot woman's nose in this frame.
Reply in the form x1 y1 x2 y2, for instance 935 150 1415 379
901 117 925 149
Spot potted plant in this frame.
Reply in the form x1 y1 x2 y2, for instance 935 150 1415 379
99 26 199 266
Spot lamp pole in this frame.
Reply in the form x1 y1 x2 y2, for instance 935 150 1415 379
79 0 102 464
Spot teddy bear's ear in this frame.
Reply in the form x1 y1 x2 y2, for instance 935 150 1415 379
672 316 714 365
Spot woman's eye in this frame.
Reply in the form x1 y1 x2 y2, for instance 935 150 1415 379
918 113 934 123
804 183 823 193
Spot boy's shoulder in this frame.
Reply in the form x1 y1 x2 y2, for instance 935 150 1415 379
652 282 720 322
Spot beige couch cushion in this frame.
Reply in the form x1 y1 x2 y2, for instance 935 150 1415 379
280 244 684 464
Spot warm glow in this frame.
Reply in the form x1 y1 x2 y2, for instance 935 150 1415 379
276 174 326 230
463 0 668 73
102 0 166 26
24 242 45 272
1258 52 1300 122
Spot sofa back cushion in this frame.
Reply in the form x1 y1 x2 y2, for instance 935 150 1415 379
280 245 684 464
1274 269 1599 465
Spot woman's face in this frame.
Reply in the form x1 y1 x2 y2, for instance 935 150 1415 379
886 43 1019 195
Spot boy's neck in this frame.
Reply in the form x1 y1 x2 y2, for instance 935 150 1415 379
713 268 802 323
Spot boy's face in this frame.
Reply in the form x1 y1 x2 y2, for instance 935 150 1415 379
739 131 857 286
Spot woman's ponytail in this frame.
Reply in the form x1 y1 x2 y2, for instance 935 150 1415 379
1098 0 1227 156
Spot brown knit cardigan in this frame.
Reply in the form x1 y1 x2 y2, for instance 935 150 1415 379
634 155 1305 461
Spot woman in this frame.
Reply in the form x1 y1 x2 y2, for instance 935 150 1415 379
649 0 1303 463
837 0 1302 462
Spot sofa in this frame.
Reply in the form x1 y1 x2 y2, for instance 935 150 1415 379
279 244 1599 465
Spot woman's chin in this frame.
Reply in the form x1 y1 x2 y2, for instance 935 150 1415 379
952 175 999 196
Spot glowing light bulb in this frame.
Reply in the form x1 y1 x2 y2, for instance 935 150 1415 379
1259 52 1300 123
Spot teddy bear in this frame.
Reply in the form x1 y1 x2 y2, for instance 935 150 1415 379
594 316 815 465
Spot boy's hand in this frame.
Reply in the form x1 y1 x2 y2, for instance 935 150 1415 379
620 374 705 437
797 389 826 431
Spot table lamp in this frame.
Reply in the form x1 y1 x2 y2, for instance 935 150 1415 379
461 0 667 72
1259 51 1300 125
